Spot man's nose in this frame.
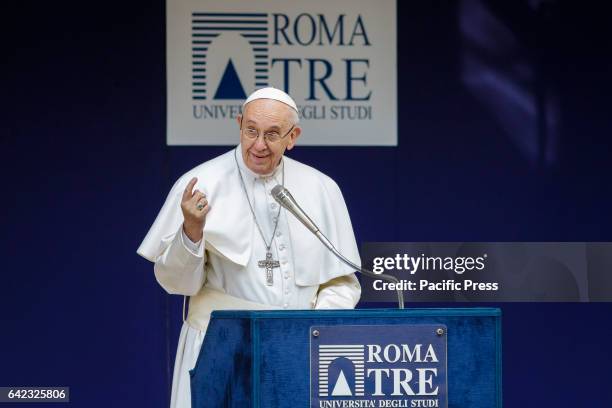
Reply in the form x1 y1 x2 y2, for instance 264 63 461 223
253 134 268 150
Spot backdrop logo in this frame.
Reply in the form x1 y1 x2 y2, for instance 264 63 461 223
191 12 270 100
167 0 397 145
311 325 448 408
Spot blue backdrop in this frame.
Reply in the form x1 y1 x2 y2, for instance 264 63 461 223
2 1 611 407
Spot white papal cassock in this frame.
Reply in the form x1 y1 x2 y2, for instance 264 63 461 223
137 146 361 408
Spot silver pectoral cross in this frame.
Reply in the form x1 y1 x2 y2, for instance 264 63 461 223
258 251 280 286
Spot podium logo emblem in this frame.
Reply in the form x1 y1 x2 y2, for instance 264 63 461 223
310 325 448 408
318 345 365 397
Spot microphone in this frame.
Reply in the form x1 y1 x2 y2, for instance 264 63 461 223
271 185 404 309
271 185 319 234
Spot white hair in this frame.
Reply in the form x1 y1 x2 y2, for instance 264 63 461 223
288 106 300 126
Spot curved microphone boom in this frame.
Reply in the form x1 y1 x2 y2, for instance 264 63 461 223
271 185 404 309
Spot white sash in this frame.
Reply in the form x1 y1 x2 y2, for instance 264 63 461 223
186 286 281 332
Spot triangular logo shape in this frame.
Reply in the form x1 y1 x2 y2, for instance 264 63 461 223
331 370 352 396
214 59 246 99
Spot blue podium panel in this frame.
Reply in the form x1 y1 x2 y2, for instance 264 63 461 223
190 309 501 408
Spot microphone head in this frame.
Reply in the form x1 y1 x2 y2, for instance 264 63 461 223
271 185 319 233
271 184 285 199
272 184 294 206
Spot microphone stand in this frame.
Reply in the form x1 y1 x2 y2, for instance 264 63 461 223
272 185 404 309
314 232 404 309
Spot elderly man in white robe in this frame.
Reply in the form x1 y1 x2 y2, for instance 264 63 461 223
137 87 361 408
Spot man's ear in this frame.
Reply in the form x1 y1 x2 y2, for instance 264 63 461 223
286 126 302 150
236 114 243 129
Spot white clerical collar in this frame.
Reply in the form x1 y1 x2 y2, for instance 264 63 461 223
235 145 284 182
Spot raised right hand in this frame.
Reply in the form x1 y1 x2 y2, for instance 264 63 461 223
181 177 209 242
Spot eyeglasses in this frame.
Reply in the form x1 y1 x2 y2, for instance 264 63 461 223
240 117 295 144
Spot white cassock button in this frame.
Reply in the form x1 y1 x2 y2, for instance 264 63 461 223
283 303 288 309
276 231 282 237
271 203 278 210
285 289 290 295
281 259 288 265
279 244 285 251
284 274 289 280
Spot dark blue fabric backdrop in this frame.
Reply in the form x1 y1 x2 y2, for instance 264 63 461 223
2 1 611 407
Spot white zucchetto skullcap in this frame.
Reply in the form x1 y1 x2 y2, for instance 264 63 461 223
243 87 298 112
